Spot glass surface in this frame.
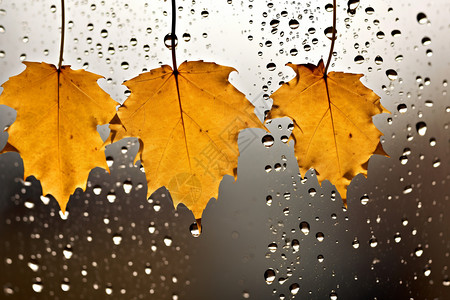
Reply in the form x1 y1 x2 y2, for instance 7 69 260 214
0 0 449 299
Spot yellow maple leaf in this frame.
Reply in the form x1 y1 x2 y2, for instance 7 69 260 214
269 60 389 204
110 61 262 218
0 62 118 212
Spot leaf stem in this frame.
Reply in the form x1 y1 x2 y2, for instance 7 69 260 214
324 0 337 75
58 0 65 69
171 0 178 74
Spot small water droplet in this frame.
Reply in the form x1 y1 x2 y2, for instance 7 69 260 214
190 222 201 237
288 19 299 29
266 62 276 71
386 69 398 81
112 234 122 245
394 232 401 243
416 121 427 136
100 29 108 38
123 180 132 193
316 232 324 242
164 237 173 247
299 221 310 235
264 269 276 284
415 247 423 257
397 103 407 113
268 242 278 253
262 135 274 147
417 13 428 24
354 55 364 64
360 194 369 205
369 237 378 248
352 238 360 249
290 283 300 295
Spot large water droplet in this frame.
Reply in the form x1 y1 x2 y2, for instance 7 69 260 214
164 34 178 50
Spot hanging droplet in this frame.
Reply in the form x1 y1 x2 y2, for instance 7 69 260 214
164 34 178 50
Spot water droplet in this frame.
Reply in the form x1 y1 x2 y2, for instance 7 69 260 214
399 156 408 165
391 29 401 37
424 267 431 276
290 48 298 56
268 242 278 253
32 281 43 293
266 62 276 71
63 245 73 259
397 103 407 113
121 62 129 70
369 237 378 248
270 19 280 28
415 247 423 257
50 5 57 13
28 260 39 272
189 222 201 237
376 31 385 39
324 27 337 40
164 34 178 49
421 37 431 46
107 192 116 203
264 269 276 284
19 53 26 61
123 180 132 193
403 185 413 194
299 221 310 235
417 13 428 24
316 232 324 242
330 292 338 300
352 238 360 249
433 159 441 168
386 69 398 81
130 37 137 46
262 135 274 147
61 279 70 292
292 239 300 252
394 232 401 243
93 185 102 195
416 121 427 136
100 29 108 38
308 188 316 197
280 135 289 143
266 195 273 206
317 254 324 262
201 10 209 18
354 55 364 64
164 237 173 247
182 33 191 42
360 194 369 205
112 234 122 245
290 283 300 295
374 55 383 65
145 264 152 275
288 19 299 29
265 165 272 173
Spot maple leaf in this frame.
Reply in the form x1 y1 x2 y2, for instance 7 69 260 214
0 62 117 212
269 60 389 204
109 61 262 218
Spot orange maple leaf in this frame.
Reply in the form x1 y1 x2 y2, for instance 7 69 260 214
269 60 389 204
0 62 118 212
109 61 262 218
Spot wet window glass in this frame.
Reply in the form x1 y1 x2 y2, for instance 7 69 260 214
0 0 449 299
